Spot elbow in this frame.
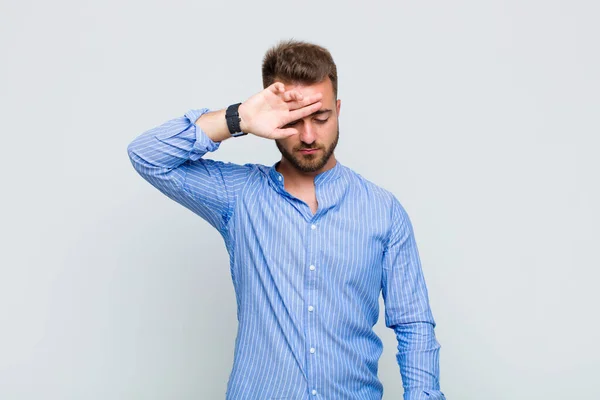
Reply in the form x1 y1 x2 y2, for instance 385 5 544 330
126 136 141 161
126 138 148 175
126 140 139 166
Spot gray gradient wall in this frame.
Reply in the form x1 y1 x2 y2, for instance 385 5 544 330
1 0 598 399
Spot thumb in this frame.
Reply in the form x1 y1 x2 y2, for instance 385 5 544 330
274 127 299 139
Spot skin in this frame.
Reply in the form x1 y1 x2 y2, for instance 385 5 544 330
273 77 342 213
196 78 339 214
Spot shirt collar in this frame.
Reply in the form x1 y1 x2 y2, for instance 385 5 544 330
269 159 343 188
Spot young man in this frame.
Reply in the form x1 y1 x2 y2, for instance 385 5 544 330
127 39 445 400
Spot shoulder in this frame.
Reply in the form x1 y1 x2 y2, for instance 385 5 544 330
341 164 413 243
341 164 402 210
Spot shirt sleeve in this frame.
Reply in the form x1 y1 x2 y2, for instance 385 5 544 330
381 198 446 400
126 108 254 236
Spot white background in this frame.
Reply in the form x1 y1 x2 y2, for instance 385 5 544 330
1 0 599 399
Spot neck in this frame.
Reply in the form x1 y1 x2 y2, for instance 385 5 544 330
276 156 337 187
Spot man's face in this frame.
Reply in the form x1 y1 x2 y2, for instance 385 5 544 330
275 77 341 173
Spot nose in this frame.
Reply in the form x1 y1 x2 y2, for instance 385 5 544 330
299 120 317 145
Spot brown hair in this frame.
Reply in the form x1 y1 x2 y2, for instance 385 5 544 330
262 39 338 99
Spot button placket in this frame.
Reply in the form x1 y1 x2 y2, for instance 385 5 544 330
306 219 319 397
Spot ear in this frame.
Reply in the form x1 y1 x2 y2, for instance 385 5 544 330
336 99 341 116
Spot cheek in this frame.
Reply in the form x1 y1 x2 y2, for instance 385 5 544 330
276 137 297 150
322 124 337 138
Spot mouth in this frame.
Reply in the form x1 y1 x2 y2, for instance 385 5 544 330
298 148 320 154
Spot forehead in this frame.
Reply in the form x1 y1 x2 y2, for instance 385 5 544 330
281 77 335 104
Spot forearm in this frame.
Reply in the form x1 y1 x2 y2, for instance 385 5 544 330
395 321 445 400
194 109 235 143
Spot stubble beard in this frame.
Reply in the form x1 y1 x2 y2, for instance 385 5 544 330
275 127 339 173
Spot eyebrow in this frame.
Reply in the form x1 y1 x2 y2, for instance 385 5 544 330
311 109 333 116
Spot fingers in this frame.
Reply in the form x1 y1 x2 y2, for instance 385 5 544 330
286 92 323 111
275 127 299 138
272 83 323 110
283 90 303 102
268 82 285 94
287 101 323 122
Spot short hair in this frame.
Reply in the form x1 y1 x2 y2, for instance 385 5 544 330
262 39 338 99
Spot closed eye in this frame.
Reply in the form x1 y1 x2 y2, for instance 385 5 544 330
282 121 299 128
283 118 329 128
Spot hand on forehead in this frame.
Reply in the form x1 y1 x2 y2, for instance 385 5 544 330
278 78 334 102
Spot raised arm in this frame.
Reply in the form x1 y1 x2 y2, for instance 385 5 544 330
126 83 324 235
381 198 446 400
127 107 257 236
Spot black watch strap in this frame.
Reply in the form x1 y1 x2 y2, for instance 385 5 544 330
225 103 248 137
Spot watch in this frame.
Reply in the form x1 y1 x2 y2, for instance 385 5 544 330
225 103 248 137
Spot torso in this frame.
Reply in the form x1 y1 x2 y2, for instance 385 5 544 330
286 186 318 215
305 198 318 215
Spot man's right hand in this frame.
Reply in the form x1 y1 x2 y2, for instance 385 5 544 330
238 82 323 140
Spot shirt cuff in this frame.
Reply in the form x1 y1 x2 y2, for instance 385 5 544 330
185 108 221 160
404 389 446 400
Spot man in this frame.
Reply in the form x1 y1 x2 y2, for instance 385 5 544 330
127 39 445 400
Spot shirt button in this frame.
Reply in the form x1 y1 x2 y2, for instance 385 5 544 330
278 176 282 181
309 265 315 271
312 389 317 395
311 224 317 230
310 347 315 354
308 305 314 312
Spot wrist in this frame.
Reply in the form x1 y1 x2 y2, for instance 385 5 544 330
196 109 232 143
225 102 249 137
238 102 250 133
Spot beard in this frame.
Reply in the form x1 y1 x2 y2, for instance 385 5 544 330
275 126 339 173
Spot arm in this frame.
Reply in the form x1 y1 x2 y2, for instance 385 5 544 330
126 107 253 236
381 198 446 400
126 83 324 234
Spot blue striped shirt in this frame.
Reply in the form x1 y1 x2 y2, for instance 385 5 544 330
127 108 445 400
